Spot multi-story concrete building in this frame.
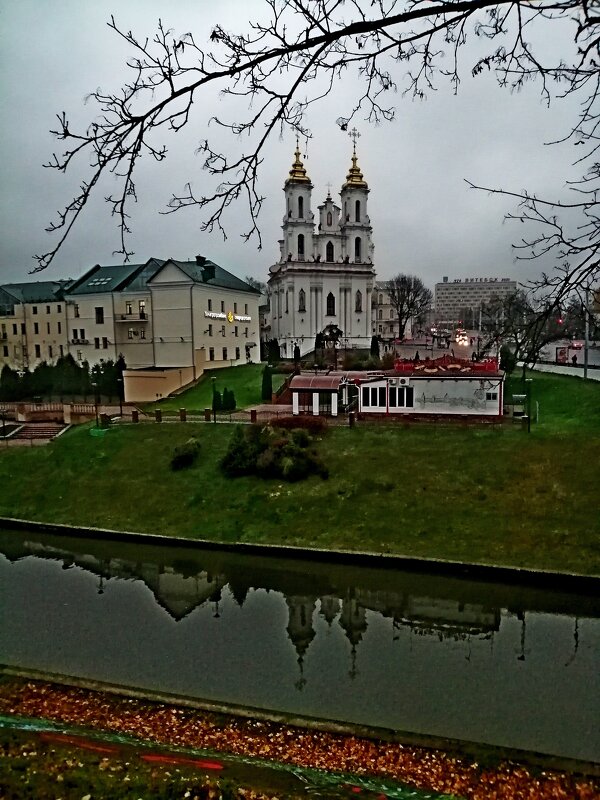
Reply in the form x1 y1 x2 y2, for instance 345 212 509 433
0 256 261 402
0 281 70 372
434 277 517 327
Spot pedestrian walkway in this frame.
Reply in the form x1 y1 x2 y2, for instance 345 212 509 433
521 362 600 381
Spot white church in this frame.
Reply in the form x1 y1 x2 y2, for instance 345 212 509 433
267 135 376 357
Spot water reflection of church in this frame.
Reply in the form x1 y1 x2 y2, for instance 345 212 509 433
7 538 507 686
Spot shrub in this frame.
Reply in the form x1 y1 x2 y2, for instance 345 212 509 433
170 437 200 470
271 415 327 434
381 352 395 370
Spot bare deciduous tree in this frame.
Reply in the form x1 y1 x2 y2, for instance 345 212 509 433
386 274 432 340
36 0 600 308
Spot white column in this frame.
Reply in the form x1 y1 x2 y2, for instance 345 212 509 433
312 392 319 416
292 392 299 415
331 392 338 417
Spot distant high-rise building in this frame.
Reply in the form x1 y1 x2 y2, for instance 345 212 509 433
434 276 517 327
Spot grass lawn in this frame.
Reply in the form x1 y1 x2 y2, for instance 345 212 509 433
1 370 598 575
142 363 287 413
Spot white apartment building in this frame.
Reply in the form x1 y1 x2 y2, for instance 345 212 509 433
435 277 517 327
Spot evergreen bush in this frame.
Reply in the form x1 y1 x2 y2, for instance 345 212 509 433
170 437 201 470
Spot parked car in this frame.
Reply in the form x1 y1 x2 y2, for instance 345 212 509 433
571 340 584 350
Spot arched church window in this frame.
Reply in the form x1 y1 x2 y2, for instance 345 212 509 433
298 196 304 218
354 237 361 261
297 233 305 259
326 241 334 262
355 290 362 313
326 292 335 316
298 288 306 313
327 211 332 227
355 200 361 222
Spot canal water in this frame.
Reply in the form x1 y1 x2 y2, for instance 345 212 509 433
1 529 598 764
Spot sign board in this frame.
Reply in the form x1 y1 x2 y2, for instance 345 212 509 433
555 346 568 364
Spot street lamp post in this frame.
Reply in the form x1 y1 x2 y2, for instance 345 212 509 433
91 381 99 427
525 378 533 434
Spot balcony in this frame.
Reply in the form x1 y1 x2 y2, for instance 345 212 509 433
117 312 148 322
70 339 90 345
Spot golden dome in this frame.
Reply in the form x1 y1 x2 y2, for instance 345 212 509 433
343 150 368 189
285 144 311 185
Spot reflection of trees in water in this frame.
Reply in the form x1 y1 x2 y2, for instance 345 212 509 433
4 538 587 689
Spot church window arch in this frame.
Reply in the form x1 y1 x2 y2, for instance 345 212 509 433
298 288 306 313
297 233 305 258
326 241 334 262
355 290 362 313
326 292 336 316
355 200 361 221
298 196 304 218
354 237 361 261
327 211 332 227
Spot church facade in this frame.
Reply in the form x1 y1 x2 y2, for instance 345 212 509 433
267 142 376 357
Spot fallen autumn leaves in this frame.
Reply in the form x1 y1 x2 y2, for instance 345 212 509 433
1 678 598 799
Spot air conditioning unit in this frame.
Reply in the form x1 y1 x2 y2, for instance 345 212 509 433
398 377 411 386
388 378 398 387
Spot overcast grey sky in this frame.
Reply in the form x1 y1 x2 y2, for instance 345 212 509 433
0 1 579 289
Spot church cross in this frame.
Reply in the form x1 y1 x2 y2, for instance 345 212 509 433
349 127 361 150
325 181 332 196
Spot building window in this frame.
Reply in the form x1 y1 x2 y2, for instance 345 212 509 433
35 344 41 358
58 322 62 334
32 306 38 315
94 337 100 349
327 211 332 226
221 300 225 312
326 292 335 316
362 386 370 407
235 347 240 360
285 291 289 313
12 324 17 335
378 325 382 333
126 301 133 315
79 329 85 340
244 303 248 314
140 330 146 340
486 391 498 401
76 350 82 361
34 323 39 334
57 304 62 313
297 233 305 258
298 288 306 313
326 241 334 262
128 328 134 340
74 304 80 318
49 345 53 359
378 309 382 320
354 237 361 261
244 327 248 337
46 322 51 334
221 325 226 337
389 387 397 407
223 347 228 361
234 302 237 313
3 345 8 357
59 345 64 356
397 387 414 408
378 293 383 304
139 300 146 318
102 337 108 348
46 305 51 314
355 290 362 313
208 324 213 336
355 200 361 222
390 309 394 319
298 196 304 218
235 326 238 337
208 299 212 311
72 329 77 341
209 347 215 361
